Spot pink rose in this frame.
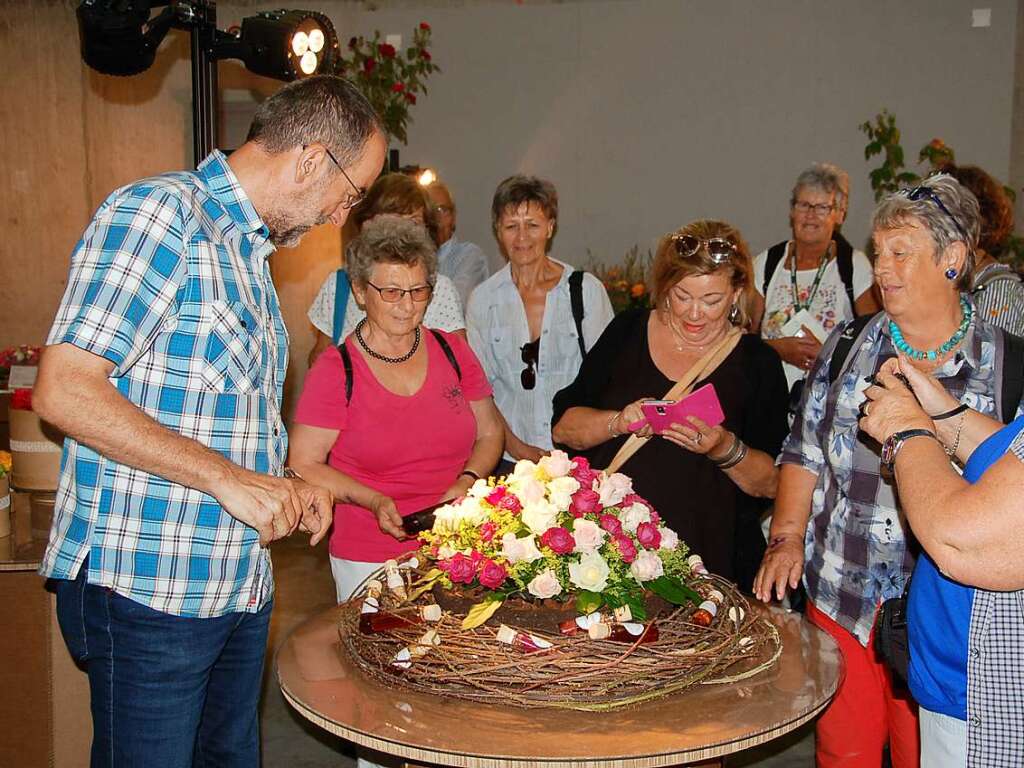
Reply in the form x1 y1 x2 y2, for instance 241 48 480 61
446 553 475 584
479 521 497 543
498 493 522 514
540 526 575 555
569 488 601 517
599 514 622 536
614 535 637 563
478 558 508 589
636 521 662 550
485 486 507 505
570 457 600 489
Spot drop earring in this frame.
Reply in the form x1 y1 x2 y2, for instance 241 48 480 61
728 303 740 324
945 268 958 280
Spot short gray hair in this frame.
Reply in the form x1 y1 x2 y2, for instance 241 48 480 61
817 162 850 218
790 164 842 207
872 173 980 291
246 75 381 168
346 216 438 288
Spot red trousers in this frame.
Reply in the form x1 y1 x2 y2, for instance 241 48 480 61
806 601 919 768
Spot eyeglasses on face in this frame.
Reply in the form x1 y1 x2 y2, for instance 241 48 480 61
672 234 738 265
792 201 835 217
303 143 366 210
366 281 433 303
520 340 539 390
901 185 970 241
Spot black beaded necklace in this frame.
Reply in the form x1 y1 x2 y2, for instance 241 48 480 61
354 319 421 364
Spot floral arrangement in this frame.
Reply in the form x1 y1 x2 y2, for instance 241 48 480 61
0 345 41 389
417 451 700 627
0 450 11 479
337 22 440 144
586 245 653 315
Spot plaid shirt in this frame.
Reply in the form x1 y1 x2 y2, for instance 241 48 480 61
963 429 1024 767
781 307 1007 646
40 151 288 618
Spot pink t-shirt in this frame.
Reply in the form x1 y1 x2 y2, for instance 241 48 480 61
294 329 492 561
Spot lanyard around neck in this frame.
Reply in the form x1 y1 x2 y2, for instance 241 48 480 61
789 241 832 312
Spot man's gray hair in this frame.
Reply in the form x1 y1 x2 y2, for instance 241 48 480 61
872 173 981 291
790 164 842 207
246 75 381 168
346 216 438 287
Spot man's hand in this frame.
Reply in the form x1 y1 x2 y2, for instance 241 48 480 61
292 479 333 546
215 468 306 547
753 535 805 603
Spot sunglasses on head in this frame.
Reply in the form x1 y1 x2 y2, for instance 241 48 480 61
900 185 970 242
672 234 738 265
520 340 539 390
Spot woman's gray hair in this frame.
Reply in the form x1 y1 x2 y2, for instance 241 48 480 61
790 164 842 206
346 216 438 287
872 173 981 291
491 175 559 249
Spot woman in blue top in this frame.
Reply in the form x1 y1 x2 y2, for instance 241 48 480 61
861 355 1024 767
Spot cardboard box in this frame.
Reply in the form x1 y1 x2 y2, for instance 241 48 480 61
8 409 62 491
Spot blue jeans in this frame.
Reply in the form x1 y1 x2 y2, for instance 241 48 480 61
53 561 272 768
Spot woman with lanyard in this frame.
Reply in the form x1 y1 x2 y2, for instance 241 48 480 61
753 163 880 411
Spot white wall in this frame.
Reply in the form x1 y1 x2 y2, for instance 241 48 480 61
288 0 1017 269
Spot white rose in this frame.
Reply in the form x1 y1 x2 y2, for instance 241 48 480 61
467 478 491 498
455 496 490 526
527 569 563 599
515 477 547 504
568 551 611 592
538 450 572 478
597 472 633 507
658 526 679 551
618 502 651 534
521 498 560 535
630 550 665 582
546 475 580 510
512 459 539 479
572 518 606 552
437 543 458 559
431 503 460 531
501 533 543 564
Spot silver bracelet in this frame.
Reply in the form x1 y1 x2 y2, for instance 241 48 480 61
709 433 741 467
607 410 622 438
718 440 748 470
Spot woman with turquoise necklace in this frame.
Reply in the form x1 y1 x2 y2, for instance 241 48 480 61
753 174 1020 767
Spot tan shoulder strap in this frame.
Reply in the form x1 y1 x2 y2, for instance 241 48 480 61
604 328 742 475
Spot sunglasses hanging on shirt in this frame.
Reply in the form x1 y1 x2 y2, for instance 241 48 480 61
520 339 539 390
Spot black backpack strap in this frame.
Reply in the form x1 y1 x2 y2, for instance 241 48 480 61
829 312 879 385
834 236 857 316
569 270 586 357
999 328 1024 424
762 241 787 296
338 340 354 405
429 329 462 380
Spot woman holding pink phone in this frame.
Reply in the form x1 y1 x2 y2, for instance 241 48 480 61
552 220 788 591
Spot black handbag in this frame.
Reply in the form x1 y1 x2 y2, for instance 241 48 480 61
875 581 911 685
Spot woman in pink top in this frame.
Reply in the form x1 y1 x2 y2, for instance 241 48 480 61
291 217 503 601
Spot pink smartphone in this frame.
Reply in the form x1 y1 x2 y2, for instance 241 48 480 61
640 383 726 435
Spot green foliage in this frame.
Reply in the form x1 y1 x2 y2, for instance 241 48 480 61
646 575 702 606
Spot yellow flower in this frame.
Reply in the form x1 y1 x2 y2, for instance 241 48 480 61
630 283 646 298
0 450 11 475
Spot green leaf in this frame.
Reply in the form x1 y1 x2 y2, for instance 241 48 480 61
461 597 504 629
622 592 647 622
574 590 604 614
646 576 702 606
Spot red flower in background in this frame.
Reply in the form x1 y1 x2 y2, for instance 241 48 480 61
403 92 417 104
391 82 405 93
10 388 33 411
378 43 396 58
363 58 375 74
419 21 431 31
419 49 432 61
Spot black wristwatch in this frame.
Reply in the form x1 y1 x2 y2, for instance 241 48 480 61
881 429 937 472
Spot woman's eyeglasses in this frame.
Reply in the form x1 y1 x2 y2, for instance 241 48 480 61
366 282 433 303
672 234 738 265
520 340 539 390
792 201 835 217
900 185 970 241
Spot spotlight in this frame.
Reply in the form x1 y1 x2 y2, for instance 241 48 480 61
76 0 176 76
237 10 340 81
417 168 437 187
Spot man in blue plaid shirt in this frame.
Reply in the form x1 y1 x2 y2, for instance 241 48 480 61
34 76 386 767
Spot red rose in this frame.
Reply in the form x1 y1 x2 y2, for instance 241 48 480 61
497 493 521 514
485 486 507 506
419 49 432 61
10 388 33 411
478 558 508 589
569 488 601 517
378 43 396 58
614 535 637 563
363 58 375 74
540 526 575 555
599 514 622 536
404 92 417 104
636 522 661 550
419 21 431 31
446 553 476 584
391 82 405 93
479 521 497 543
569 456 599 489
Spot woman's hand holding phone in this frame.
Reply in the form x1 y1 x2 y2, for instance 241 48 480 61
662 415 730 456
613 398 653 439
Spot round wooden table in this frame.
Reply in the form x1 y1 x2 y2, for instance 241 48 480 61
277 604 840 767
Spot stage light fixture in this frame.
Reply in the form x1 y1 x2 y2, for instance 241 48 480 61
76 0 177 76
237 10 340 81
417 168 436 187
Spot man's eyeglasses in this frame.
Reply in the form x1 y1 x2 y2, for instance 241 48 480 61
366 282 433 303
672 234 738 265
792 201 835 217
304 143 366 210
520 340 539 390
900 185 970 241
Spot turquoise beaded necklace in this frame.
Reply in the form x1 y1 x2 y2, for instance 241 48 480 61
889 296 973 361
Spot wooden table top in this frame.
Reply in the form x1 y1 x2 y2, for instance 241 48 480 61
277 604 841 768
0 536 46 572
